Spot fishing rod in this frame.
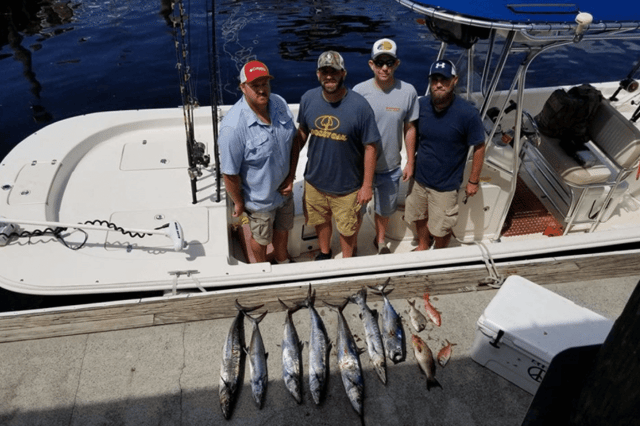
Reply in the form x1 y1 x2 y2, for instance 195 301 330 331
609 55 640 102
207 0 222 202
172 0 210 204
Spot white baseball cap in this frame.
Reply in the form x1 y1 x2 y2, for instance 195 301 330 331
371 38 397 59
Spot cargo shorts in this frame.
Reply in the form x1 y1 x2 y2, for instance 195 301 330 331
246 195 294 246
304 181 360 237
404 180 459 238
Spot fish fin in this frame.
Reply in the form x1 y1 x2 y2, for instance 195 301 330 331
407 299 415 307
278 298 289 310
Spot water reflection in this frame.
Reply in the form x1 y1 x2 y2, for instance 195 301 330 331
276 4 383 61
0 0 76 123
217 0 389 98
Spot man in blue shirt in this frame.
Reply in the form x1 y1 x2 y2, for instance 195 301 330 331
295 51 380 260
219 60 297 263
405 59 486 250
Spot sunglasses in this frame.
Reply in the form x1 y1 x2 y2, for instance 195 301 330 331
373 58 396 68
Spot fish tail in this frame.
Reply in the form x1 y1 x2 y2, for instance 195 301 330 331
278 298 289 310
426 376 443 391
279 298 303 315
324 298 349 312
368 278 393 296
348 287 367 304
235 299 264 313
245 310 268 324
301 284 316 308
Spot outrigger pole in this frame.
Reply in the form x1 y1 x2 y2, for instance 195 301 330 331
172 0 211 204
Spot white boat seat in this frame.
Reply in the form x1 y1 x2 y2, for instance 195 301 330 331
589 100 640 169
522 99 640 233
535 135 611 185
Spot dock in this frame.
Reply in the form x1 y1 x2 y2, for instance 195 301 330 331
1 264 638 424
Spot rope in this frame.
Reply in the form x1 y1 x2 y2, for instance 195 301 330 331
473 241 505 288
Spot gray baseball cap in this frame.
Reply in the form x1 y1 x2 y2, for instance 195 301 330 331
317 51 345 70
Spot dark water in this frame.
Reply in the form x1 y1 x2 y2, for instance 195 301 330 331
1 0 639 309
3 0 639 161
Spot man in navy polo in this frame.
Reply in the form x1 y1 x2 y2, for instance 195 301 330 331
405 59 486 250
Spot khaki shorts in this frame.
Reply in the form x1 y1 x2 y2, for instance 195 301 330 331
304 181 360 237
246 195 294 246
404 180 459 238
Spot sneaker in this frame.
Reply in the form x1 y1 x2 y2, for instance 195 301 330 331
374 238 390 254
315 250 332 261
379 242 391 255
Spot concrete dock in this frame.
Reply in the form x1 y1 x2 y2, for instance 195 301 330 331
1 274 638 426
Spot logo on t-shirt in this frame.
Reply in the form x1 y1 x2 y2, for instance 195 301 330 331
312 115 347 141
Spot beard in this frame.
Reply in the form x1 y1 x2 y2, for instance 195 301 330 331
321 74 345 94
430 84 455 107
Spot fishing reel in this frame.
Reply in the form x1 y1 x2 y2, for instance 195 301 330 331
191 141 210 168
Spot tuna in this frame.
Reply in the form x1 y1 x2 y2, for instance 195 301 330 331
325 299 365 418
411 334 442 391
219 300 263 419
300 285 330 405
278 298 304 404
350 287 387 384
407 299 428 333
368 279 405 364
423 292 442 327
243 309 269 409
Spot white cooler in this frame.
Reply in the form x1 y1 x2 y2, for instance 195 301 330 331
470 275 613 395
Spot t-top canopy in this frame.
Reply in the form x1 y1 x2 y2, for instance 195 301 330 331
397 0 640 27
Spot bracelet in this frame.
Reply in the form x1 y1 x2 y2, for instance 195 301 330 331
468 180 479 185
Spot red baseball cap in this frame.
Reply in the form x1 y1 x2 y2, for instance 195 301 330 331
240 60 273 84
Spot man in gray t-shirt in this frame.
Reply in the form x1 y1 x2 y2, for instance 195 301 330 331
354 38 419 254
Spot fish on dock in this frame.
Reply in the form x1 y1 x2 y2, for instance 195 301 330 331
423 292 442 327
278 298 304 404
243 309 269 409
407 299 428 332
411 334 442 391
300 285 330 405
437 340 455 368
325 299 365 418
368 279 405 364
350 287 387 384
219 300 263 420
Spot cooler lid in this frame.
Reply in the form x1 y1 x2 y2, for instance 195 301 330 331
479 275 613 360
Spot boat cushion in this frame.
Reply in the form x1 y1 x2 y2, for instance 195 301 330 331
535 99 640 186
588 101 640 169
536 135 611 185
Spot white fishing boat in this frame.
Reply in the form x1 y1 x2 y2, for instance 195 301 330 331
1 0 640 296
